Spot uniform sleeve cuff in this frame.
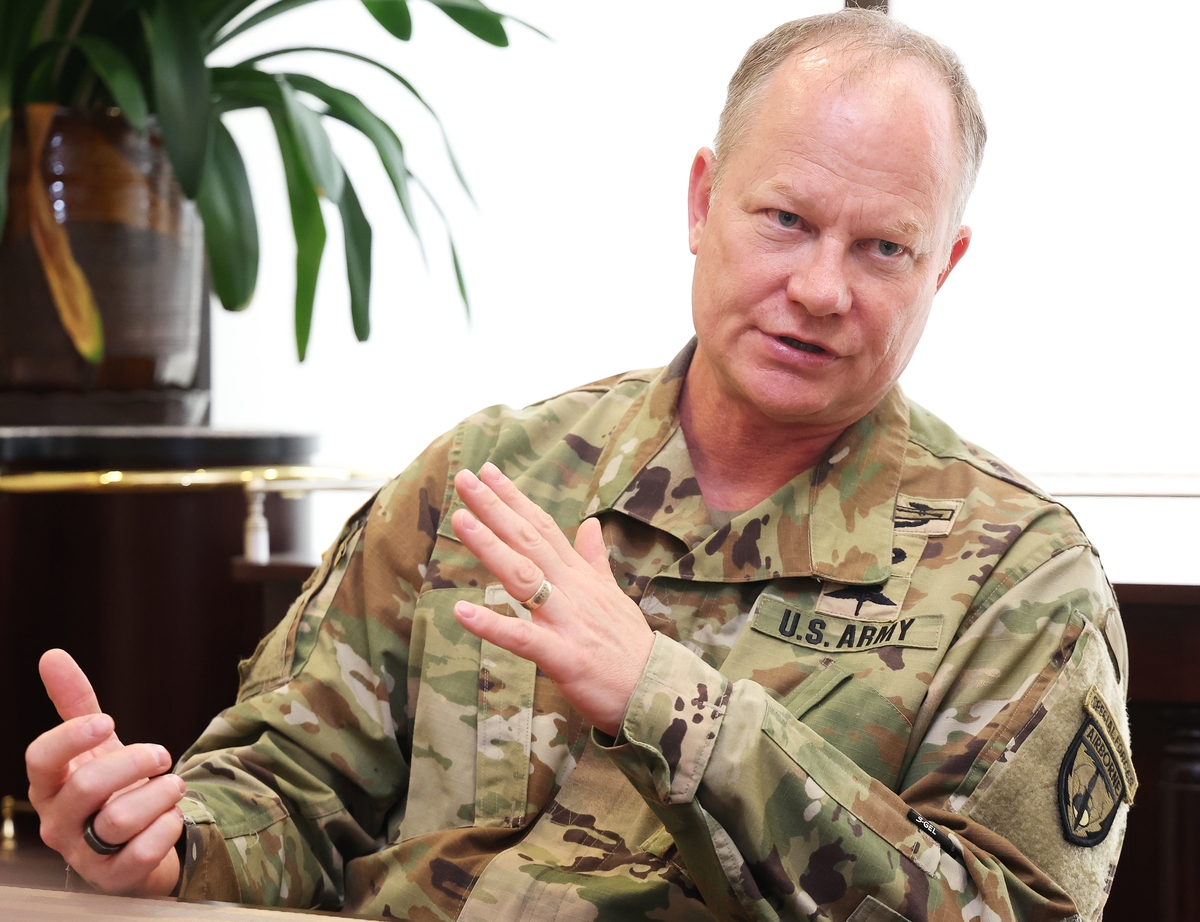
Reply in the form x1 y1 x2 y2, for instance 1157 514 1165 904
175 796 242 903
593 632 731 805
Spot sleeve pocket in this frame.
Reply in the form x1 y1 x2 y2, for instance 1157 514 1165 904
237 502 372 699
957 612 1129 922
847 895 910 922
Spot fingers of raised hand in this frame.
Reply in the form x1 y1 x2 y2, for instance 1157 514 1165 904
26 714 115 802
572 517 611 575
88 807 184 896
452 508 547 608
90 772 187 851
453 600 548 662
455 466 574 566
477 463 576 553
35 742 172 854
39 649 102 722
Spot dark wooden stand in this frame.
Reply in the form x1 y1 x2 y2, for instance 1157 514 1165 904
230 554 320 637
1105 584 1200 921
0 427 315 804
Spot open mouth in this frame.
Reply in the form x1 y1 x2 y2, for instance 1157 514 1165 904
779 336 826 355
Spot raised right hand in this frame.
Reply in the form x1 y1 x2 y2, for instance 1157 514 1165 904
25 649 184 895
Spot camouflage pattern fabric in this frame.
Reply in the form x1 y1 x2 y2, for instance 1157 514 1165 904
174 341 1130 921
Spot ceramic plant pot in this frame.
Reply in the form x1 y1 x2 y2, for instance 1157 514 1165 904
0 108 207 424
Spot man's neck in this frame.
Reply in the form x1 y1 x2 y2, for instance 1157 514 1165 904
678 371 846 513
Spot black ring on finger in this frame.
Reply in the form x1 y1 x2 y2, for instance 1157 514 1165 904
82 811 124 856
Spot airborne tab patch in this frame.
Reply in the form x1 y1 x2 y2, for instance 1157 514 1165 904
1084 686 1137 802
1058 686 1132 847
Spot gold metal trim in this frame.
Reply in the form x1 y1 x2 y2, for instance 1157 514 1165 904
0 465 377 493
1 796 35 854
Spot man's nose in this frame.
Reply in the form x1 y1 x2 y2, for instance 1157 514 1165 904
786 239 851 317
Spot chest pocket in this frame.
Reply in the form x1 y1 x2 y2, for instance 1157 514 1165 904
475 584 538 828
402 525 581 842
720 532 945 790
401 579 545 840
401 582 486 842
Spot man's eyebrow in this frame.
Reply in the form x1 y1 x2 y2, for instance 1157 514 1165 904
878 219 927 243
763 179 804 203
761 181 928 243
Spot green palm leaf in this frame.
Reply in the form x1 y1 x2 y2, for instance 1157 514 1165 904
271 109 326 360
208 68 333 355
196 117 259 311
214 0 327 49
73 36 148 132
140 0 210 197
210 65 282 111
0 0 538 356
409 173 470 317
197 0 261 47
362 0 412 41
277 74 343 203
426 0 507 47
449 236 468 319
237 46 474 203
211 67 374 342
0 3 49 234
337 163 372 341
282 73 420 251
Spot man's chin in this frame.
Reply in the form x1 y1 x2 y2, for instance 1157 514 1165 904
688 347 864 431
731 382 853 431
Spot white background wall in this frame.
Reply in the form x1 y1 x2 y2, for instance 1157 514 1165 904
208 1 1200 582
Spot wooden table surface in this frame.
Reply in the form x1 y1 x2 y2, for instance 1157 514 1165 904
0 885 340 921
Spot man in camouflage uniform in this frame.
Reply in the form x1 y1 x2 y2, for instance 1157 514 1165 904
28 11 1133 921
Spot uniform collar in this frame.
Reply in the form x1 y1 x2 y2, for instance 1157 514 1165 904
583 340 909 586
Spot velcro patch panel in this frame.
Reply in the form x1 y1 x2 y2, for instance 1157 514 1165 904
893 494 963 537
752 593 942 654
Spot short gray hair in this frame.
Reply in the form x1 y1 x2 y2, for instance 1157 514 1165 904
714 10 986 234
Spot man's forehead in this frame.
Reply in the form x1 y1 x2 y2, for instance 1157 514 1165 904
744 49 960 214
772 46 955 119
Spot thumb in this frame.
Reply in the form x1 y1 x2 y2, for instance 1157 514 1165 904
39 648 102 721
573 517 611 575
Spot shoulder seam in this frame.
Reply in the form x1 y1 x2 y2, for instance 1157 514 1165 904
907 428 1056 505
970 541 1094 622
522 367 658 409
441 418 470 525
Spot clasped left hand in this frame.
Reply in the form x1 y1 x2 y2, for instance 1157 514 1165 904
451 462 655 737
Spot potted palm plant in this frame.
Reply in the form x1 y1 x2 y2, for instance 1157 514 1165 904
0 0 528 423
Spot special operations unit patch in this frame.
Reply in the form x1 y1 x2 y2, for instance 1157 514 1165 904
1057 686 1135 847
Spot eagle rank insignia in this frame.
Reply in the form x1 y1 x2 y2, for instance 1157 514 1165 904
1057 686 1136 847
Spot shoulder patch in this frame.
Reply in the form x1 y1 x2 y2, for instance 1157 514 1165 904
1058 686 1133 847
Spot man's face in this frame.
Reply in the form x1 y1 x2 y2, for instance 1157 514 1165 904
687 53 971 433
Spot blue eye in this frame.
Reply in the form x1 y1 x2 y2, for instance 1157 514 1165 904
877 240 903 256
777 211 799 228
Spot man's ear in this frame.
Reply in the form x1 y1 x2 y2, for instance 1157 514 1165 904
935 226 972 291
688 148 716 255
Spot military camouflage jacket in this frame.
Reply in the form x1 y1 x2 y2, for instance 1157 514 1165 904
176 344 1133 922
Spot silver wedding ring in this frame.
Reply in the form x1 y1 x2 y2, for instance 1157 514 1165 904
521 579 552 610
82 811 124 856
